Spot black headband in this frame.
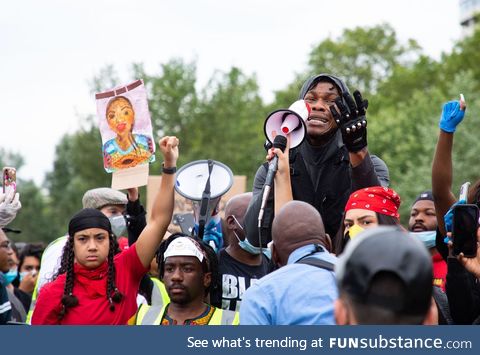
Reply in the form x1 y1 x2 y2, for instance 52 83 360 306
68 208 111 237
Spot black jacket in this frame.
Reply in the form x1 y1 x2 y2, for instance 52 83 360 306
244 74 385 247
446 257 480 324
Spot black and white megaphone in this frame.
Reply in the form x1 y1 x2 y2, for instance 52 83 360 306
264 100 311 149
175 160 233 239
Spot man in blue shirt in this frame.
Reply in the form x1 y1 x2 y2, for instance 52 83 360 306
240 200 337 325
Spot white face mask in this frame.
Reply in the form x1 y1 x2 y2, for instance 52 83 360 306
109 215 127 237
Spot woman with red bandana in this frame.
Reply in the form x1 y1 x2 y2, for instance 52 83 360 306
334 186 402 255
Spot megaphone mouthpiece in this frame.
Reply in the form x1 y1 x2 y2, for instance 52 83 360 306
264 100 309 149
280 113 301 134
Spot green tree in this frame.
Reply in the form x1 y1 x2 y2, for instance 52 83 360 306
8 180 52 242
188 67 267 181
0 148 50 242
307 23 421 97
46 118 110 239
0 148 24 169
134 59 200 172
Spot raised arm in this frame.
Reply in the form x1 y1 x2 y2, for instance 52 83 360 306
274 136 292 215
331 90 370 168
126 187 147 246
330 90 382 189
135 136 179 268
432 99 466 236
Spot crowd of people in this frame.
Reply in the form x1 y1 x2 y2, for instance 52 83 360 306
1 72 480 325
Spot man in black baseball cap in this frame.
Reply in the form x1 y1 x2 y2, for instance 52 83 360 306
334 226 437 324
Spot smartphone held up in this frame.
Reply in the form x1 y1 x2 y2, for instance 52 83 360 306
2 167 17 195
452 204 479 258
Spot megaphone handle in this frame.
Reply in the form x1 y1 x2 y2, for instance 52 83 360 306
197 160 214 240
258 185 271 228
198 219 205 240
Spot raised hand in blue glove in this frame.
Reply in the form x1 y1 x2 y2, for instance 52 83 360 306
439 99 466 133
201 218 223 252
443 199 466 243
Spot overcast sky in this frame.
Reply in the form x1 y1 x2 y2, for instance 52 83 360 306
1 0 462 186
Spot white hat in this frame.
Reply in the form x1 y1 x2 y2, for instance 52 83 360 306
164 237 204 262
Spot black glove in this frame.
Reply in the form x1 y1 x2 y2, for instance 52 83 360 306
330 90 368 153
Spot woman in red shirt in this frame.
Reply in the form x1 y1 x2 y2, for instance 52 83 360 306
31 136 179 325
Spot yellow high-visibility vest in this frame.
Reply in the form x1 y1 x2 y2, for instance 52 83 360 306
135 303 239 325
150 277 170 307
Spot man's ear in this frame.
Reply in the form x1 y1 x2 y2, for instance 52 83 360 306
334 299 349 325
271 243 282 268
225 215 236 231
203 272 212 289
325 233 333 253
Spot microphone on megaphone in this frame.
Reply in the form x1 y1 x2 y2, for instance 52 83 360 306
264 100 311 149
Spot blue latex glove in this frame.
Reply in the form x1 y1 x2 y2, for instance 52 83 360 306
201 218 223 252
439 101 465 133
443 199 466 243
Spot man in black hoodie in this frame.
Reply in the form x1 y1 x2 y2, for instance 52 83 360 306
244 74 388 250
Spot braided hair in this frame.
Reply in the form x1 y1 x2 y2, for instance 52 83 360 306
55 235 78 320
106 232 123 311
54 232 123 320
156 233 222 308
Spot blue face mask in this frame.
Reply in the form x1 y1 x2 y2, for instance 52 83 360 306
410 230 436 249
232 216 271 259
2 268 18 286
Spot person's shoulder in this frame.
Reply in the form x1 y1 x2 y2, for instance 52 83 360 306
39 274 65 296
311 250 337 264
249 265 287 287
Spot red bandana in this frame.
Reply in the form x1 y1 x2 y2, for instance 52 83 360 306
74 262 108 299
345 186 401 219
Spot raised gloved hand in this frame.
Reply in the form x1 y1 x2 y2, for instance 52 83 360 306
201 218 223 252
330 90 368 153
0 190 21 227
443 199 466 244
439 101 466 133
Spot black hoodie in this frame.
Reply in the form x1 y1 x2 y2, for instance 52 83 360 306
243 74 384 249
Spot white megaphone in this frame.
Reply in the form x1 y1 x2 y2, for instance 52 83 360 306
264 100 311 149
175 160 233 239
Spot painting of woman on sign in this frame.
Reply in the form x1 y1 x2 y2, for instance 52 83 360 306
97 80 155 173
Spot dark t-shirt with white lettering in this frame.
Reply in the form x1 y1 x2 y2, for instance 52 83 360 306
218 248 271 312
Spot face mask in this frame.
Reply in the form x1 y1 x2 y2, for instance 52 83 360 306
109 215 127 237
232 216 271 259
2 268 18 286
346 224 365 240
410 230 436 249
19 271 28 282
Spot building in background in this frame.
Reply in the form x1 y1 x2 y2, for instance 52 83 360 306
460 0 480 36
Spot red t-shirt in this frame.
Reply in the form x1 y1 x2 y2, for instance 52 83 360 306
432 252 447 292
31 243 148 325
